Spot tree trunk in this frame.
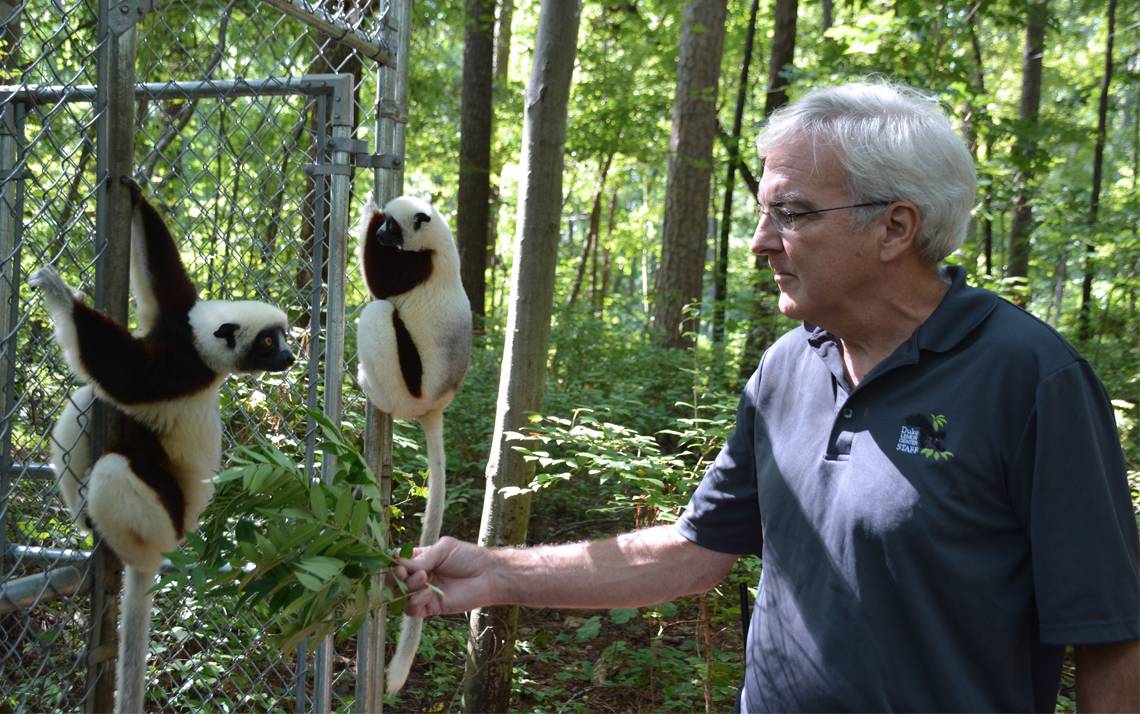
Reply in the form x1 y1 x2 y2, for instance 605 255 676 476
652 0 728 348
458 0 497 325
567 153 613 307
486 0 515 324
1006 0 1047 292
461 1 581 710
1078 0 1115 340
712 0 760 343
740 0 798 372
964 3 994 275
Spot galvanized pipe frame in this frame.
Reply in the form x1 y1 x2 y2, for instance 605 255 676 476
85 3 136 707
355 1 412 711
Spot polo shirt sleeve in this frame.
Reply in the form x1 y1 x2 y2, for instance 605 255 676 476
675 364 763 556
1010 358 1140 645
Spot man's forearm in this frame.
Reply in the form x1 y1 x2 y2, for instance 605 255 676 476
1076 639 1140 713
485 524 738 610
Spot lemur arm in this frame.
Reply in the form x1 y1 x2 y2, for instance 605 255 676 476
125 179 199 329
29 266 216 405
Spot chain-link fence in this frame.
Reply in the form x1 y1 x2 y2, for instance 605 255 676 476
0 0 408 710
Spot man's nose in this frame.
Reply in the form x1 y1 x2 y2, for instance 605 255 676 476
749 215 780 255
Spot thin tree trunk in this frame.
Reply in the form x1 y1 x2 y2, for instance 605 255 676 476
712 0 760 343
965 2 994 275
1006 0 1047 292
1078 0 1115 340
652 0 728 348
486 0 515 324
740 0 798 372
597 188 618 316
461 1 582 710
567 153 613 307
458 0 497 325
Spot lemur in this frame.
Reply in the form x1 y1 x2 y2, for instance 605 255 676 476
354 196 471 693
29 181 294 713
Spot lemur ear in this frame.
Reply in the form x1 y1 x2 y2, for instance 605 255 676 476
214 323 239 349
413 212 431 230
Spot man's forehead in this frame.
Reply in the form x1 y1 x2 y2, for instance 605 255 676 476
758 139 846 197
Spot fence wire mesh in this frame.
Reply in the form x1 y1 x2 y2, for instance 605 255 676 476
1 0 401 710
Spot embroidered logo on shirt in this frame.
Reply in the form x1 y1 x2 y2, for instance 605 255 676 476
896 413 954 461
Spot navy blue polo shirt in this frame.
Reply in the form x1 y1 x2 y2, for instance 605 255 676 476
676 266 1139 712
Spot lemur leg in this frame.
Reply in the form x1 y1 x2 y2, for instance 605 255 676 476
357 299 419 418
86 451 181 574
50 385 96 530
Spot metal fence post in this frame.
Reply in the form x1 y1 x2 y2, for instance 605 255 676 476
355 1 411 709
0 100 22 581
86 0 136 710
311 73 353 714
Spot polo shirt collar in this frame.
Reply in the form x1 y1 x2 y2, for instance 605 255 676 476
804 265 998 379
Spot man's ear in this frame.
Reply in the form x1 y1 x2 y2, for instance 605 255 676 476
879 201 921 262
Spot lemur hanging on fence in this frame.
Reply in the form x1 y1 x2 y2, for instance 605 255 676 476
29 179 294 714
354 196 471 694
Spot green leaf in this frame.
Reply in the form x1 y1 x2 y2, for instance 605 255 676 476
609 607 639 624
296 556 345 581
294 570 325 592
309 483 328 521
333 487 353 529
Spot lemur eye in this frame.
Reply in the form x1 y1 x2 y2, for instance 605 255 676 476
261 335 274 349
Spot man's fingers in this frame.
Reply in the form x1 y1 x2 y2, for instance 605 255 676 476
399 536 456 574
406 588 441 618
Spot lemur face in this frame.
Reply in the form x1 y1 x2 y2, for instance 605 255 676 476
222 324 294 373
372 196 436 250
191 300 294 375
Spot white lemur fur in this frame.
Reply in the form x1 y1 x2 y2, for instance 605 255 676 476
355 196 471 693
29 180 294 714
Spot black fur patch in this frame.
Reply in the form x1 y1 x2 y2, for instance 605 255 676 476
413 212 431 230
392 309 423 398
214 323 238 349
107 411 186 536
73 301 217 404
362 212 435 299
135 194 199 318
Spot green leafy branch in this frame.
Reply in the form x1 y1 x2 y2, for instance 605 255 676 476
164 410 405 652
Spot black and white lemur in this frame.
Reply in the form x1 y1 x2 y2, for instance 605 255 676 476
355 196 471 693
29 181 295 714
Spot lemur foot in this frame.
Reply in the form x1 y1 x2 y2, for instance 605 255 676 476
28 266 82 312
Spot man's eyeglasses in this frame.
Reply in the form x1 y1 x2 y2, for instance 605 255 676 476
755 201 890 234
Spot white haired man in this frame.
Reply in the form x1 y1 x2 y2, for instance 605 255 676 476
396 81 1139 712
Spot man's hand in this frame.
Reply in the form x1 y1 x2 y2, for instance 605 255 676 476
395 536 500 617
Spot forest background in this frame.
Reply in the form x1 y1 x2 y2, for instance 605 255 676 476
362 0 1140 711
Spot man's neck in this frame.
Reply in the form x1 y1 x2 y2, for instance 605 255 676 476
833 266 950 387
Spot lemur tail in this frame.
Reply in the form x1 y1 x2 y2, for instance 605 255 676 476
386 408 447 695
116 565 157 714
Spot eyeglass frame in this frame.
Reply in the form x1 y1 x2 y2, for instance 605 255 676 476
754 201 891 234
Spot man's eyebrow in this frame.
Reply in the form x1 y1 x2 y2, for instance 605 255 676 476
758 190 807 206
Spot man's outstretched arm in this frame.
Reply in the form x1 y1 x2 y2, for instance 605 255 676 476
396 524 739 617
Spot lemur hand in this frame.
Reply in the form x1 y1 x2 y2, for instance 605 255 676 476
28 266 82 313
396 536 498 618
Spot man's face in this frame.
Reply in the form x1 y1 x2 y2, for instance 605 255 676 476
750 136 881 326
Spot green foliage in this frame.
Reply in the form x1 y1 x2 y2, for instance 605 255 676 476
164 411 402 653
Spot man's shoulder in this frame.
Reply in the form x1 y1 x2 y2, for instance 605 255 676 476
971 292 1085 375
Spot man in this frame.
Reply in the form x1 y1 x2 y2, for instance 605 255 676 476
396 82 1139 711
